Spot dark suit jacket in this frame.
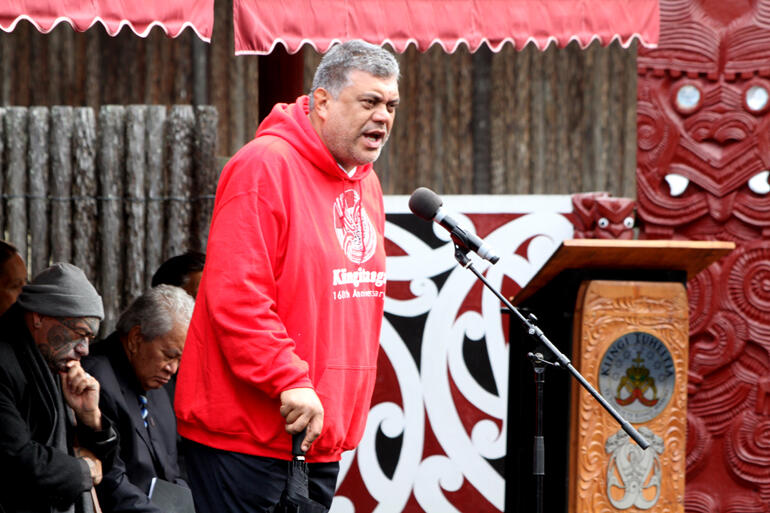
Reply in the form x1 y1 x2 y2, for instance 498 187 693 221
83 333 184 513
0 304 118 513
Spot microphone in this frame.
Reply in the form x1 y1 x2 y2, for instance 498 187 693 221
408 187 500 264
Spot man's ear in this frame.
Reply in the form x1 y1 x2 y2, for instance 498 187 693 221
312 88 332 120
32 312 42 329
126 325 143 355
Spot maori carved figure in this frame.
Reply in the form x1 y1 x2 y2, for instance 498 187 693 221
638 0 770 508
571 192 636 239
605 427 665 510
637 0 770 242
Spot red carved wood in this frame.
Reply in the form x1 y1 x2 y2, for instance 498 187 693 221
637 0 770 509
571 192 636 239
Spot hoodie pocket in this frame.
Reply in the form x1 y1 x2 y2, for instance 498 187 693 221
313 364 377 455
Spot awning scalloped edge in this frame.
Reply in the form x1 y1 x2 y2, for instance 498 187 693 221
235 33 658 56
0 14 211 41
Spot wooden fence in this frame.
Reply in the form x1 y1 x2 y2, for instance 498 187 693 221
0 2 256 158
0 105 218 333
2 8 638 200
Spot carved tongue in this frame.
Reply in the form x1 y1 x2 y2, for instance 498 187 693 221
706 193 736 223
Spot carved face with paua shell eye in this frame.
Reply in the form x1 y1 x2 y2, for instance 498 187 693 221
636 0 770 240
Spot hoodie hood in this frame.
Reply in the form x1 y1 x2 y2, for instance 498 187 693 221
256 96 374 182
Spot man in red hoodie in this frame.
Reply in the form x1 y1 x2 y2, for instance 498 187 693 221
174 40 400 512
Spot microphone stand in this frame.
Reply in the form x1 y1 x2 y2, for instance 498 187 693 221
451 244 649 513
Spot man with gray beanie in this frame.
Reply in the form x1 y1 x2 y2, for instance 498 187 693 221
0 263 118 513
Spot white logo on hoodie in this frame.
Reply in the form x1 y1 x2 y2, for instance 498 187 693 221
333 189 376 264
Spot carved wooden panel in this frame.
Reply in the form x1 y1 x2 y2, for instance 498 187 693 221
637 0 770 510
570 280 688 513
571 192 636 239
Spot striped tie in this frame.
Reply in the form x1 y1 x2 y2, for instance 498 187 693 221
139 394 148 428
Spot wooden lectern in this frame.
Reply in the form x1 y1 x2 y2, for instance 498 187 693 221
504 239 734 513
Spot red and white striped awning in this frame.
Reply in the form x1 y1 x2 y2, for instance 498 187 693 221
0 0 214 41
233 0 660 55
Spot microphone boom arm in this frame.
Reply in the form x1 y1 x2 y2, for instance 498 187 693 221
452 244 650 449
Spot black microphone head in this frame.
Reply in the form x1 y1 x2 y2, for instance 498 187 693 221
408 187 443 221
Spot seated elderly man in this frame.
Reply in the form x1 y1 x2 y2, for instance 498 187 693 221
149 251 205 408
83 285 194 512
0 263 117 513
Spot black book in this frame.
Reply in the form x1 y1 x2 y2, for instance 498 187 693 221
149 478 196 513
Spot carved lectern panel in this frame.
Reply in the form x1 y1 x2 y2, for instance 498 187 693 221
570 280 687 513
637 0 770 508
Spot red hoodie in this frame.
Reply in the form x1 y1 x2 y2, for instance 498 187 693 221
175 96 386 463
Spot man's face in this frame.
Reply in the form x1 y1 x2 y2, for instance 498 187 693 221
0 254 26 315
317 70 400 171
127 320 186 390
34 316 99 372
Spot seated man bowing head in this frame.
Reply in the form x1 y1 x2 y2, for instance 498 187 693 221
83 285 194 513
0 263 116 513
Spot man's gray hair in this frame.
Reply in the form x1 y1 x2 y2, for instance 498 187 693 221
116 284 194 341
310 40 400 109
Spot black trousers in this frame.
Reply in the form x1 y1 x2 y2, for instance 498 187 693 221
182 438 339 513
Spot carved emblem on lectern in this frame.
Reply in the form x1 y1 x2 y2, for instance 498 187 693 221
598 332 675 423
605 427 665 510
616 352 660 407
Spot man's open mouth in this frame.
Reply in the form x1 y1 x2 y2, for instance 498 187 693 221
363 129 385 144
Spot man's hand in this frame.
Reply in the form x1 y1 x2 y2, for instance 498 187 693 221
75 447 103 485
279 387 324 452
60 361 102 431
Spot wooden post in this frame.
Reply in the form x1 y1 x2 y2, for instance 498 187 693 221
28 107 50 276
0 38 12 105
229 56 246 155
192 37 208 107
125 105 147 302
513 45 533 194
51 107 74 264
5 107 28 260
192 105 218 252
144 106 166 285
530 44 546 194
82 31 100 111
72 107 98 284
471 46 491 194
165 105 194 258
0 108 5 234
98 105 125 334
